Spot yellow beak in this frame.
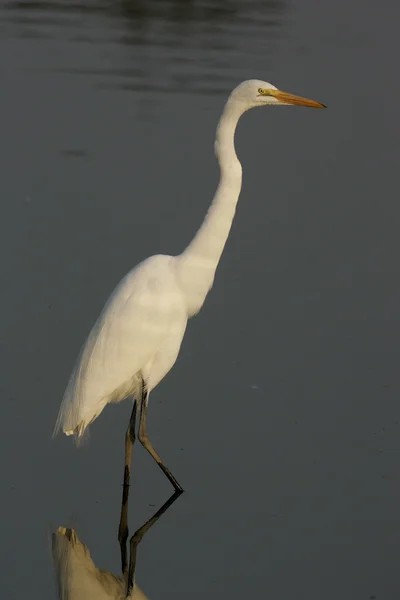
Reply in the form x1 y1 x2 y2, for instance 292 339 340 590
266 89 326 108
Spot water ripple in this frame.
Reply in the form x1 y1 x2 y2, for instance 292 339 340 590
0 0 287 95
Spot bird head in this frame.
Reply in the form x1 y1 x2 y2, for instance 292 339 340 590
229 79 326 110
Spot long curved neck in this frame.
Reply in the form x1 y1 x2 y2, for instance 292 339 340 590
176 98 245 316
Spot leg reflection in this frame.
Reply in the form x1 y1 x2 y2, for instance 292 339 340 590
119 399 137 576
117 395 183 595
126 489 182 596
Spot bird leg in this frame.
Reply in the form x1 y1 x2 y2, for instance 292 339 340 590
126 489 182 597
138 380 183 492
118 399 137 577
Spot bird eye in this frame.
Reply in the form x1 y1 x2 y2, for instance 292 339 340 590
258 88 264 94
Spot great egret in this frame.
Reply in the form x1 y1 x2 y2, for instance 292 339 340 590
54 79 326 492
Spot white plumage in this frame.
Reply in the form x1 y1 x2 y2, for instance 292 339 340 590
56 255 188 436
54 79 325 447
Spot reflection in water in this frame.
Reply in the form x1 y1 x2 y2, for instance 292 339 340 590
53 407 182 599
52 526 148 599
1 0 287 94
52 490 181 599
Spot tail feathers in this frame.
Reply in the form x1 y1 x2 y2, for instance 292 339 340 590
53 361 105 444
53 389 96 446
52 397 84 442
53 333 101 443
53 406 96 447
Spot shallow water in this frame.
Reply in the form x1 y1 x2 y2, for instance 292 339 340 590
1 0 400 598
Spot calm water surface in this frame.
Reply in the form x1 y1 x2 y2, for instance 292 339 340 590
1 0 400 598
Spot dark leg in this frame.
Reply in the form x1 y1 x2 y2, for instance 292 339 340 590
118 400 137 576
126 489 183 596
138 381 183 492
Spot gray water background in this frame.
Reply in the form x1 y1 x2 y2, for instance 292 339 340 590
0 0 399 598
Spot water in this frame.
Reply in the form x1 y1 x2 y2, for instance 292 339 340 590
0 0 400 598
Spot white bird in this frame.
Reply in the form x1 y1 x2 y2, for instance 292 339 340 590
54 79 326 491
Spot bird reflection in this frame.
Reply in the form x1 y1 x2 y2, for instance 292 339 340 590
52 484 182 598
52 525 148 599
